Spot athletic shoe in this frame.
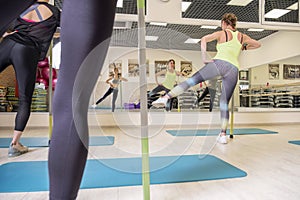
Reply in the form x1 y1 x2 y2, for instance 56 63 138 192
91 104 97 108
217 134 227 144
8 143 29 157
152 97 168 108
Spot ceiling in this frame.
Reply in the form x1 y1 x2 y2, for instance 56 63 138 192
54 0 299 52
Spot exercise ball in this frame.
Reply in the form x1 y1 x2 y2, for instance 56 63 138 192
41 67 57 80
38 58 49 68
36 77 49 88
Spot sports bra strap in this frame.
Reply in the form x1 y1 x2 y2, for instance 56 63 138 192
241 33 244 43
20 3 44 21
224 30 228 42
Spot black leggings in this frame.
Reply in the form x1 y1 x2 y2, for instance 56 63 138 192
148 84 170 97
198 87 216 112
95 87 119 112
47 1 117 199
0 38 39 131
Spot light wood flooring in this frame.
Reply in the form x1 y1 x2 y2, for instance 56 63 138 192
0 123 300 200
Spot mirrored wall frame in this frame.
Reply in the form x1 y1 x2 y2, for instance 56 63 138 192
261 0 300 27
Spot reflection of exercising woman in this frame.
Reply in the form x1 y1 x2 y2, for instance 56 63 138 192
198 80 217 112
153 13 261 144
92 67 127 112
148 59 182 97
0 0 60 157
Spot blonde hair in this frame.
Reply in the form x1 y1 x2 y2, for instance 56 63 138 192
222 13 237 29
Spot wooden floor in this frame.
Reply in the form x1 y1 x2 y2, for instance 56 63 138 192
0 123 300 200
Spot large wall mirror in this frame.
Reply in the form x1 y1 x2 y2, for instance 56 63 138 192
47 0 300 113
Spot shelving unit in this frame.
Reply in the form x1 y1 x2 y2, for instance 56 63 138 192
240 82 300 108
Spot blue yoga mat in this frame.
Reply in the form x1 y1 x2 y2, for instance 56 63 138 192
166 128 278 136
0 136 114 148
0 155 246 193
288 140 300 146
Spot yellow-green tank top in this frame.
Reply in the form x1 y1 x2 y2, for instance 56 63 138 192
162 71 176 89
213 30 242 68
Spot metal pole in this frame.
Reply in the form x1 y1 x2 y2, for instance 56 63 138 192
137 0 150 199
48 43 53 143
229 97 234 139
48 0 55 143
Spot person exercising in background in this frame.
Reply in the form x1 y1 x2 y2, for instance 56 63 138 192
0 0 60 157
148 59 182 110
198 80 217 112
92 67 127 112
148 59 182 97
153 13 261 144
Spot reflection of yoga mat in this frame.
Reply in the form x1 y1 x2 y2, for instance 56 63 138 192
0 155 246 193
0 136 114 148
166 128 278 136
288 140 300 146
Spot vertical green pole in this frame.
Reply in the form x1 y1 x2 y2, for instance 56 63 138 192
48 0 55 143
229 97 234 138
137 0 150 200
48 43 53 142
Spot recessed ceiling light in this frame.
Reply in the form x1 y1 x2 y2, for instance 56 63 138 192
201 25 218 29
184 38 201 44
227 0 254 6
247 28 264 32
182 2 192 12
149 22 168 27
113 21 131 29
146 36 159 41
117 0 123 8
264 9 291 19
287 2 298 10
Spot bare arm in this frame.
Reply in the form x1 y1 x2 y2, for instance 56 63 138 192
242 34 261 50
175 70 183 76
106 77 113 87
200 31 222 63
120 77 128 82
155 70 166 85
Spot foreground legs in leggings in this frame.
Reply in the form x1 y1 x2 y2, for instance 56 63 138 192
48 1 116 199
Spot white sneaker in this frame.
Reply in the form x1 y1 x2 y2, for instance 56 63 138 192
152 97 168 108
91 104 97 108
217 134 227 144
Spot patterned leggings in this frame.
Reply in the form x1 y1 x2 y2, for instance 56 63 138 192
167 59 238 132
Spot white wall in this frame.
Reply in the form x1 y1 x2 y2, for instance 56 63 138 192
239 30 300 69
250 55 300 86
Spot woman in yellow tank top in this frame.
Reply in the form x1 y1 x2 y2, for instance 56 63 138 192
148 59 183 111
148 59 182 97
153 13 261 144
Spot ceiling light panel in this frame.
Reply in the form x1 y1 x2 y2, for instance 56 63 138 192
227 0 254 6
149 22 168 27
182 2 192 12
201 25 218 29
184 38 201 44
264 9 291 18
145 36 159 41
